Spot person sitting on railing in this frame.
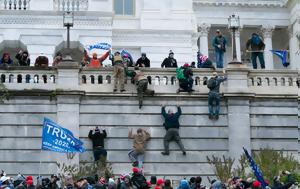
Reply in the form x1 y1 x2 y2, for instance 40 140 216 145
34 54 49 68
207 70 227 120
0 52 13 67
246 33 266 69
161 50 178 68
82 49 110 68
52 52 63 67
134 67 155 109
176 63 194 93
15 50 30 66
197 52 215 69
135 53 150 68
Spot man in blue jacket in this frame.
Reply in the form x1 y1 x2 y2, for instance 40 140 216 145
161 105 186 155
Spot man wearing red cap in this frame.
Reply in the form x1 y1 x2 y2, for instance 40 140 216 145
131 168 148 189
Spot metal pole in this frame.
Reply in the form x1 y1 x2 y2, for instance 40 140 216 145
232 28 237 61
67 25 70 50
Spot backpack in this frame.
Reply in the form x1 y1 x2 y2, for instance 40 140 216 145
176 68 185 80
132 174 148 189
207 77 217 90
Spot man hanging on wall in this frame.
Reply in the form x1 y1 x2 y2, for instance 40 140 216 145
207 71 227 120
128 128 150 169
161 104 186 156
134 67 155 109
88 126 107 161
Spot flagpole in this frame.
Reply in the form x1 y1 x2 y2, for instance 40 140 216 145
38 149 43 178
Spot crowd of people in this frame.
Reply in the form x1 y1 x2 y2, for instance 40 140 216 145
0 169 297 189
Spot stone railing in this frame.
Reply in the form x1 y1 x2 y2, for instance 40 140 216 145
0 65 299 97
53 0 88 11
247 70 300 97
1 0 30 10
0 67 57 91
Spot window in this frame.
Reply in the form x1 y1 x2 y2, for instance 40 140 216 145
114 0 134 15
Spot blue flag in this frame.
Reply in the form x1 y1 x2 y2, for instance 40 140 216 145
271 50 289 67
42 118 85 153
243 147 267 189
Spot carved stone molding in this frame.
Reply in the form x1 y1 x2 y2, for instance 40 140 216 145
53 0 88 11
193 0 287 8
0 15 112 28
261 25 274 38
198 23 210 37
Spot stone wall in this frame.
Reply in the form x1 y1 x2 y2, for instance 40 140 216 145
0 64 299 183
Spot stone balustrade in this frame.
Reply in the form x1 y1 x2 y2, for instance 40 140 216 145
53 0 88 11
0 66 299 96
1 0 30 10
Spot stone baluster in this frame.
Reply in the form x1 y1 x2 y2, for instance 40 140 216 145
261 25 274 69
198 23 210 56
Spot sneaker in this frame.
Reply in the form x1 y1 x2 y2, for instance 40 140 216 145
161 152 169 156
209 115 213 120
132 161 138 167
139 104 142 109
120 89 126 92
215 115 219 120
182 151 186 155
113 89 117 92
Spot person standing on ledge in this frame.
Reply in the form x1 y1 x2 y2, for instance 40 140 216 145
161 50 178 68
135 53 150 67
88 126 107 161
246 33 266 69
207 70 227 120
212 29 227 68
128 128 150 169
161 104 186 156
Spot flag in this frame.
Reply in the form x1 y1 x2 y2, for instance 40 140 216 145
42 118 85 153
243 147 267 189
121 49 134 65
270 50 289 67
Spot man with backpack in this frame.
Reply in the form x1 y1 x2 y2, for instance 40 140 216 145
207 71 227 120
131 168 149 189
176 63 194 93
246 33 266 69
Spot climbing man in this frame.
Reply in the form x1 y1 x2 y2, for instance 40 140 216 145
207 70 227 120
88 126 107 161
134 67 155 109
128 128 150 169
161 104 186 156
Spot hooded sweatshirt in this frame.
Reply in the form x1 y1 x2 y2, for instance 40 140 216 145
177 180 191 189
129 129 150 154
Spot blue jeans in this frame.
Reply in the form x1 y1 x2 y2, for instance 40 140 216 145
208 92 220 116
215 51 224 68
251 52 265 69
128 149 144 169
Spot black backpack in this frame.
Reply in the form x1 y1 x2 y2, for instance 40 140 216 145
207 77 217 90
131 174 148 189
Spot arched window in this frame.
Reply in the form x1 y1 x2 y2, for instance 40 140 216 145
114 0 134 15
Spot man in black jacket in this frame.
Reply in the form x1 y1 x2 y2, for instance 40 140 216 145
161 51 178 68
135 53 150 67
272 171 295 189
161 105 186 156
88 126 107 161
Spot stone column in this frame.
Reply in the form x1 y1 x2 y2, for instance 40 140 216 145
261 25 274 69
56 61 82 166
198 23 210 56
225 66 251 167
289 22 300 70
235 28 242 62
